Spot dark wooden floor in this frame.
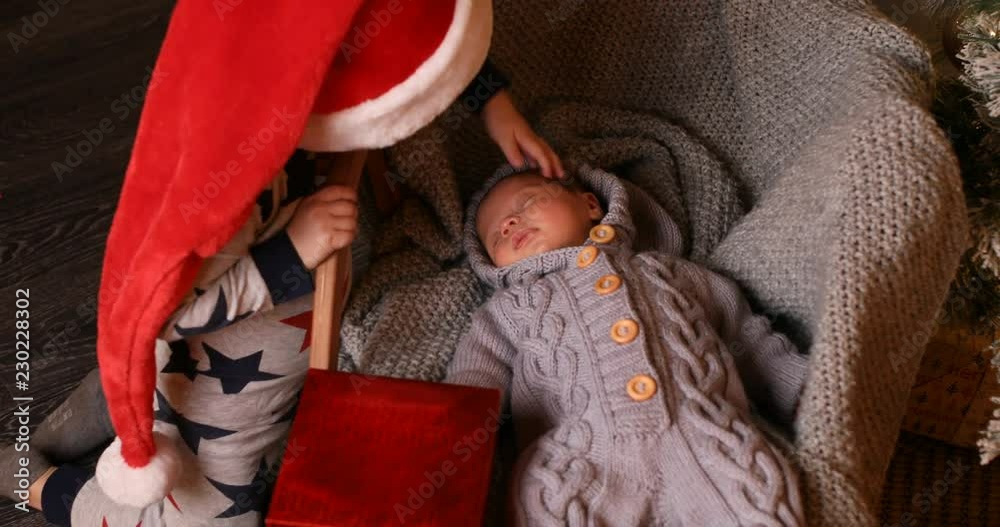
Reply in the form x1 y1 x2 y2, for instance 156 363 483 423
0 0 175 523
0 1 996 526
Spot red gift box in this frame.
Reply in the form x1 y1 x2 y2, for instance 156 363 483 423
267 370 502 526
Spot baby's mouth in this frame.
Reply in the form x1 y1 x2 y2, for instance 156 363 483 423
511 229 537 250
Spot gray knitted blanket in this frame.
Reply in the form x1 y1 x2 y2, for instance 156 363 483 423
339 1 969 525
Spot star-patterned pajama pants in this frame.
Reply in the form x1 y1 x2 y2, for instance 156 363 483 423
70 293 313 527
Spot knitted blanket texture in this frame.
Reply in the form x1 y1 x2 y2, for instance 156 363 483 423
338 2 968 525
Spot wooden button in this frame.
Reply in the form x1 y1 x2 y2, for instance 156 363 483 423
589 225 616 243
626 375 657 402
577 246 599 268
610 319 639 344
595 275 621 295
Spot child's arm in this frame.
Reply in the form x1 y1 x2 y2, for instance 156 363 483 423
444 302 516 405
459 58 510 110
158 231 312 342
674 260 810 426
159 184 358 341
463 58 565 179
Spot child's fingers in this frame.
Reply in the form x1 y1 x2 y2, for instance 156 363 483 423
324 228 358 250
312 184 358 203
520 137 552 178
319 200 358 218
538 140 563 179
549 149 566 179
323 216 358 233
537 142 564 179
499 136 526 169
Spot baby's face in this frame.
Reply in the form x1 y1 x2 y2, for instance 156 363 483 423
476 172 603 267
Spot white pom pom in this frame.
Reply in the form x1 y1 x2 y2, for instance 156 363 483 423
95 432 182 507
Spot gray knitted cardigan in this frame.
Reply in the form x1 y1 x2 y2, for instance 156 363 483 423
446 165 809 526
339 1 968 524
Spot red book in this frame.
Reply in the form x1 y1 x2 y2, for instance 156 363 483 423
267 370 502 526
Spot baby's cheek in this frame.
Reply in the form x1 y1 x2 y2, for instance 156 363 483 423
553 210 589 245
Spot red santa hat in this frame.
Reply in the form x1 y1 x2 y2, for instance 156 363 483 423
94 0 492 507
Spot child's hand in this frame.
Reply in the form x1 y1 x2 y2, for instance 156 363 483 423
482 91 565 179
286 185 359 270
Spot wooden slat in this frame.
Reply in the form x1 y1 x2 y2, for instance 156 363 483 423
366 149 403 214
308 151 367 370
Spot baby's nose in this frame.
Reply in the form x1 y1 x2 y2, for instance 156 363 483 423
500 216 519 237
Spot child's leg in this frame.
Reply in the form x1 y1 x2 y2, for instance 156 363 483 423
15 461 149 527
28 465 56 509
1 367 118 521
36 465 94 526
68 476 151 527
0 437 53 504
32 367 117 463
0 441 91 525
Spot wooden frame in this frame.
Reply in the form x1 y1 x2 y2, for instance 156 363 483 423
308 150 400 370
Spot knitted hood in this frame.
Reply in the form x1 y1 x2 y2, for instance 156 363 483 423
463 163 684 290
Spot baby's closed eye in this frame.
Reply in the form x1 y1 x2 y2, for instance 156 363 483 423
519 193 552 219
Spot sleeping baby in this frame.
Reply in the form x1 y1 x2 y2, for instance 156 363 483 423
446 164 810 526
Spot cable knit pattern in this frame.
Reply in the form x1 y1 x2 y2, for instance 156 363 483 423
502 280 597 524
341 2 968 523
637 253 802 525
447 166 809 525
